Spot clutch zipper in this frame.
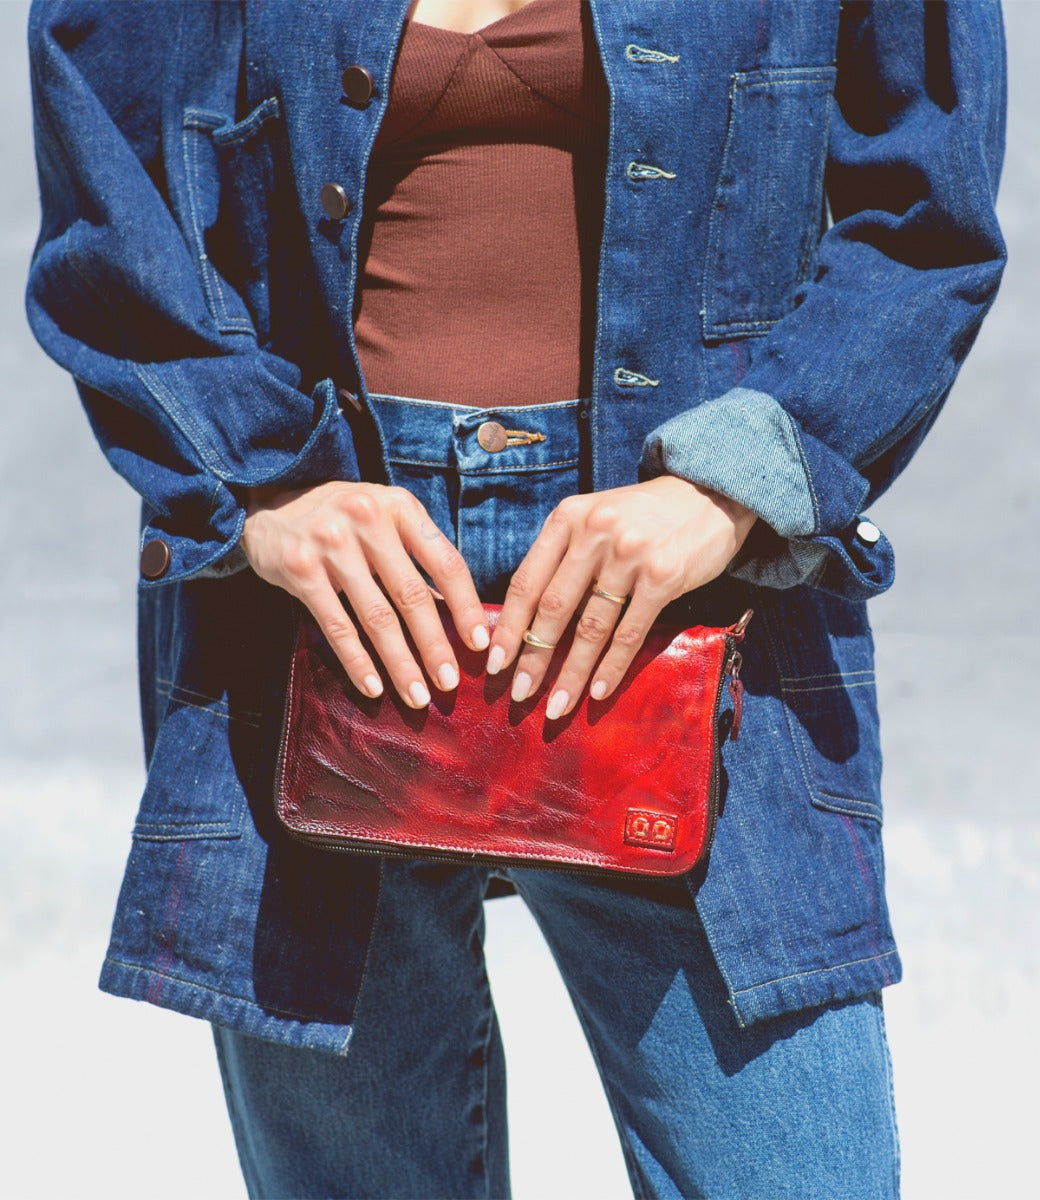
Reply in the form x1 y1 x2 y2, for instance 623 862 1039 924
703 608 752 854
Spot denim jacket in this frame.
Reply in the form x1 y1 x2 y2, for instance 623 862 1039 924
27 0 1005 1043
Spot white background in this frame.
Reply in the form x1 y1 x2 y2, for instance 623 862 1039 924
3 2 1038 1196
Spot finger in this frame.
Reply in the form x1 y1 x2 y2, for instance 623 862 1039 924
543 586 630 720
359 536 464 696
489 500 577 677
507 548 604 705
584 583 666 703
404 513 489 653
298 582 385 700
330 565 439 708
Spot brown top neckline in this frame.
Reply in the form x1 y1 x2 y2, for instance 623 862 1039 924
406 0 556 39
353 0 608 407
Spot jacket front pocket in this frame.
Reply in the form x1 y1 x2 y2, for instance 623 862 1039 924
182 98 285 342
765 590 883 823
133 695 254 841
703 66 836 341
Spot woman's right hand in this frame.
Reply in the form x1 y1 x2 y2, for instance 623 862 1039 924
240 481 489 707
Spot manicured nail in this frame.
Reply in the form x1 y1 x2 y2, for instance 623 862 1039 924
590 679 608 701
511 671 532 703
409 681 431 708
437 663 459 691
546 690 570 721
487 645 506 675
364 674 383 698
471 625 490 651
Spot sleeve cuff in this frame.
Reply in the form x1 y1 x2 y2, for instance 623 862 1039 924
639 387 894 599
136 376 361 586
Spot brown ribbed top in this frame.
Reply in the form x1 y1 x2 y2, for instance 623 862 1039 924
352 0 609 407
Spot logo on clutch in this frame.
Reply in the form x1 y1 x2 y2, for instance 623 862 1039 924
624 809 678 852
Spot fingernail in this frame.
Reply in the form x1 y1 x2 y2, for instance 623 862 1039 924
546 690 570 721
487 645 506 675
409 681 431 708
511 671 532 704
364 674 383 698
471 625 490 651
590 679 607 701
437 663 459 691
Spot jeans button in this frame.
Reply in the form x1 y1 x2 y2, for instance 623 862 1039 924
476 421 508 452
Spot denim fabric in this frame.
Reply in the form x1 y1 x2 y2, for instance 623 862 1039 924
25 1 1006 595
26 1 1006 1038
212 860 899 1200
367 393 587 599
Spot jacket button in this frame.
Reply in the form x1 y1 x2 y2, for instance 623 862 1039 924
341 65 375 105
476 421 508 453
140 539 172 580
855 519 881 545
320 182 352 220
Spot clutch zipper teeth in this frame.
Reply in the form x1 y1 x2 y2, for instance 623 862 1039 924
704 633 739 856
277 614 744 879
278 829 644 879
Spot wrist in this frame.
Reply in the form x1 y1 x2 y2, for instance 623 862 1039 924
654 472 758 536
697 482 758 534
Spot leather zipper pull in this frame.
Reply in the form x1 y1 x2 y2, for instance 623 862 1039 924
726 649 744 741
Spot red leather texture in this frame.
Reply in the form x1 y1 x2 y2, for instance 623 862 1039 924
275 605 749 877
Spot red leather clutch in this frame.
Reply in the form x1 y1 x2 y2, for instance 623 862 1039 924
275 604 751 877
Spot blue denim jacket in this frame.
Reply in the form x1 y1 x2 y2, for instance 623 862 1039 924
27 0 1005 1042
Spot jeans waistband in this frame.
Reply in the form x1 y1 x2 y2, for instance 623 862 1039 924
368 392 590 474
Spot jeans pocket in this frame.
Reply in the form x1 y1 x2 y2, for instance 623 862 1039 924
702 66 836 340
765 590 883 823
133 693 255 841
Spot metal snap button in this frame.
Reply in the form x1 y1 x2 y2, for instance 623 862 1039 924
320 182 351 220
341 65 376 105
476 421 508 453
855 519 881 545
140 538 172 580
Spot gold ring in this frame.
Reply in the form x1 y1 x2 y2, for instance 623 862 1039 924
592 581 628 606
522 628 557 650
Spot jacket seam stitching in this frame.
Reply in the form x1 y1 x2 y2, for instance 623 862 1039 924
731 948 899 996
781 678 876 694
761 603 881 817
780 669 875 683
789 420 822 533
155 682 262 725
703 68 835 340
180 113 253 333
133 363 229 476
103 957 349 1025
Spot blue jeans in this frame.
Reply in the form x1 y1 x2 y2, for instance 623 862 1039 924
212 395 899 1198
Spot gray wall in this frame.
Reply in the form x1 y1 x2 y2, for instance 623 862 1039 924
4 3 1038 1196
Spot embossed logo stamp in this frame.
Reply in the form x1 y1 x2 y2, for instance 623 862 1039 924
624 808 678 852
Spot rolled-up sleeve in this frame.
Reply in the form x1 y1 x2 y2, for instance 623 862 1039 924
25 1 362 584
640 0 1007 601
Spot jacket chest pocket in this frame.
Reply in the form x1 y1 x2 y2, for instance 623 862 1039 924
702 66 836 341
181 98 287 345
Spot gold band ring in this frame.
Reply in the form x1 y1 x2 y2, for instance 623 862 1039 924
522 628 557 650
591 581 629 606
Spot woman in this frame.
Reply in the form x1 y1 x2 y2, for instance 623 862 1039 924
26 0 1006 1195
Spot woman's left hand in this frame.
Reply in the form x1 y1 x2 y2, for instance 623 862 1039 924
488 475 758 718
